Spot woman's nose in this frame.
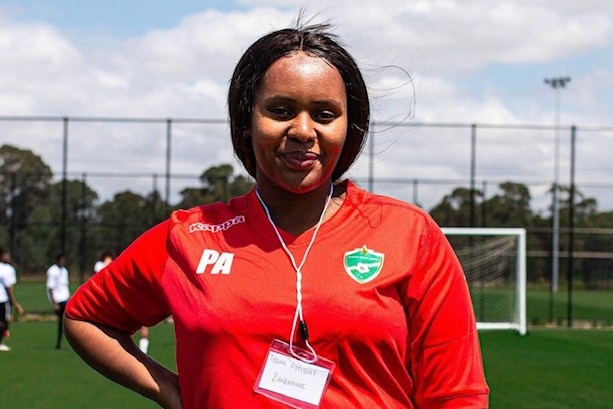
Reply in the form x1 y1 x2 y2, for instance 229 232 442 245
287 112 315 142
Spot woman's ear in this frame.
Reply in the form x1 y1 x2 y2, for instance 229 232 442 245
243 129 251 137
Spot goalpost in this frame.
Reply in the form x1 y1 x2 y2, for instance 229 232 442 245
442 227 527 335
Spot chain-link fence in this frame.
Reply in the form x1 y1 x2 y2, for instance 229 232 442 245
2 116 612 297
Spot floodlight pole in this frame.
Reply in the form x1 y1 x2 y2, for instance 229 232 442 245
544 76 571 293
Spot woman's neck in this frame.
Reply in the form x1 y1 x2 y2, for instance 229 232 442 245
256 182 345 235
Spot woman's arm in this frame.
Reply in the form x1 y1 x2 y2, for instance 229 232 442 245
63 316 182 409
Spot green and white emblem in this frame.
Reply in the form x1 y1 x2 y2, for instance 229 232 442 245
344 246 384 283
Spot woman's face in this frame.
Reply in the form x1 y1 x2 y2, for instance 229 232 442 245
249 51 348 194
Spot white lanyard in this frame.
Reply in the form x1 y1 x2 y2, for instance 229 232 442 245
255 184 333 363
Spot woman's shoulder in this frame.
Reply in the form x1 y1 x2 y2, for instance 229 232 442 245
168 190 254 228
344 180 445 241
345 179 430 217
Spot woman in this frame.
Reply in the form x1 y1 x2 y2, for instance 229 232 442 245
64 22 489 409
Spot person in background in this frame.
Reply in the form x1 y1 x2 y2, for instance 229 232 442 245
46 254 70 350
138 326 150 354
63 19 489 409
0 248 24 351
92 251 114 275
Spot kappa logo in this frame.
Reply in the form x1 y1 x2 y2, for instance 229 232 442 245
189 215 245 234
196 249 234 275
343 246 384 284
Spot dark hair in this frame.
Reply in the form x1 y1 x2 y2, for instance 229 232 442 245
228 23 370 181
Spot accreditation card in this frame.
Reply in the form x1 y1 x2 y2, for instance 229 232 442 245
254 339 335 409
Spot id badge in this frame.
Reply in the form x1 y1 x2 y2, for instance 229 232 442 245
254 339 335 409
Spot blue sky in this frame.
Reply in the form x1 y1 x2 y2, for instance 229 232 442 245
3 0 242 36
0 0 612 209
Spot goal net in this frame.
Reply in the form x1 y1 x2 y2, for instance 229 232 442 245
442 227 527 335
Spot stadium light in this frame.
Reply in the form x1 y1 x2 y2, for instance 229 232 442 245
544 76 571 293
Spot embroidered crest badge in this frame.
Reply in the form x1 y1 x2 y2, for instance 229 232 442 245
344 246 384 283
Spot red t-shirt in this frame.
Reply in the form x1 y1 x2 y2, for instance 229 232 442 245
66 180 489 408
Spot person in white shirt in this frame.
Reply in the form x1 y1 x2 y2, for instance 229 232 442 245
0 248 23 351
46 254 70 349
92 251 114 276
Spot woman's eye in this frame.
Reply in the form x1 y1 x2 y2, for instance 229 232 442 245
315 110 336 122
269 107 292 118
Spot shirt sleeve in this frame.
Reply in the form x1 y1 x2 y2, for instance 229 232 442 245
406 219 489 408
65 220 173 334
4 265 16 287
46 266 55 289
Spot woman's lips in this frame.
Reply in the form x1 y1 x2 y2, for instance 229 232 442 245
280 151 319 170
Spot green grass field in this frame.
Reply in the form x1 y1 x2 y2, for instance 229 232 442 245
5 281 613 408
481 329 613 409
3 321 174 409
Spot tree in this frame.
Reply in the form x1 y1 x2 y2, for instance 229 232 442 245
482 182 533 227
228 174 255 198
23 178 99 275
0 144 53 263
97 191 156 256
143 189 169 226
558 185 598 225
429 187 482 226
176 164 254 209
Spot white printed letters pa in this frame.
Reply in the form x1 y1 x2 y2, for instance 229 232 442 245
196 249 234 275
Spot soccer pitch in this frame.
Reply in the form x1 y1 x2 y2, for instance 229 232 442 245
480 329 613 409
3 321 612 408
